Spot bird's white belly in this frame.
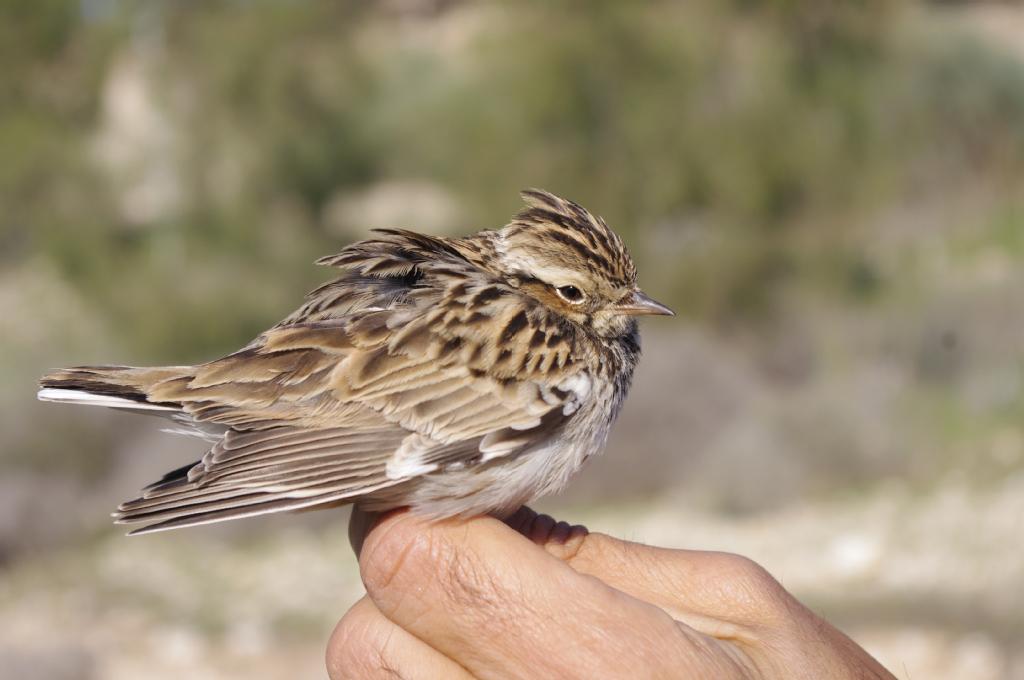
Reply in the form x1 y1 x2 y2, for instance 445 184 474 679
373 396 615 518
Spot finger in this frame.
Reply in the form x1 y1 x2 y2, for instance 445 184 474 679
508 507 794 632
549 525 898 679
359 511 741 679
507 509 896 679
575 538 795 629
327 596 475 680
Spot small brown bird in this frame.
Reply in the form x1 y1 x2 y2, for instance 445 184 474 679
38 190 673 534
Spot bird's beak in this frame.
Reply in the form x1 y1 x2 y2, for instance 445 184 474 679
614 289 675 317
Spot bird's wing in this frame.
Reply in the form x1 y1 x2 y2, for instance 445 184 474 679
279 228 475 325
113 245 588 533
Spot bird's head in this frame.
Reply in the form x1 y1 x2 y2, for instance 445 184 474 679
496 189 673 338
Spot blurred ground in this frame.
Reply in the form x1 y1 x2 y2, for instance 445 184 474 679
2 474 1023 680
2 1 1023 678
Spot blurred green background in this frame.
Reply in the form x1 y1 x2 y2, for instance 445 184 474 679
2 1 1023 678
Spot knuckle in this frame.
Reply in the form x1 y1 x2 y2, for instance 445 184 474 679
567 531 627 572
712 552 792 619
435 538 528 637
439 544 510 623
717 553 774 585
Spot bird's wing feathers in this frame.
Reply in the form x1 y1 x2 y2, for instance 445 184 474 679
114 427 408 533
278 228 468 325
111 234 588 532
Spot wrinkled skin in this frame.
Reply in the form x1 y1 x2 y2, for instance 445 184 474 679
328 508 895 680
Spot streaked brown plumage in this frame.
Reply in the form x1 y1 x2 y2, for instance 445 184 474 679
38 189 673 534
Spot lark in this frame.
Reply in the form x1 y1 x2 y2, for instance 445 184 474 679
38 190 673 534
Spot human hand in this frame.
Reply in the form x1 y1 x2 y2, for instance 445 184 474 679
328 507 895 679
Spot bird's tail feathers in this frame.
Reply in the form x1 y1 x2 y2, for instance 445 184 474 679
38 365 189 412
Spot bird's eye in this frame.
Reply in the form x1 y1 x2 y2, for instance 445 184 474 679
555 285 585 304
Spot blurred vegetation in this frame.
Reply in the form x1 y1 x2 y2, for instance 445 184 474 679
4 0 1022 355
1 0 1023 544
